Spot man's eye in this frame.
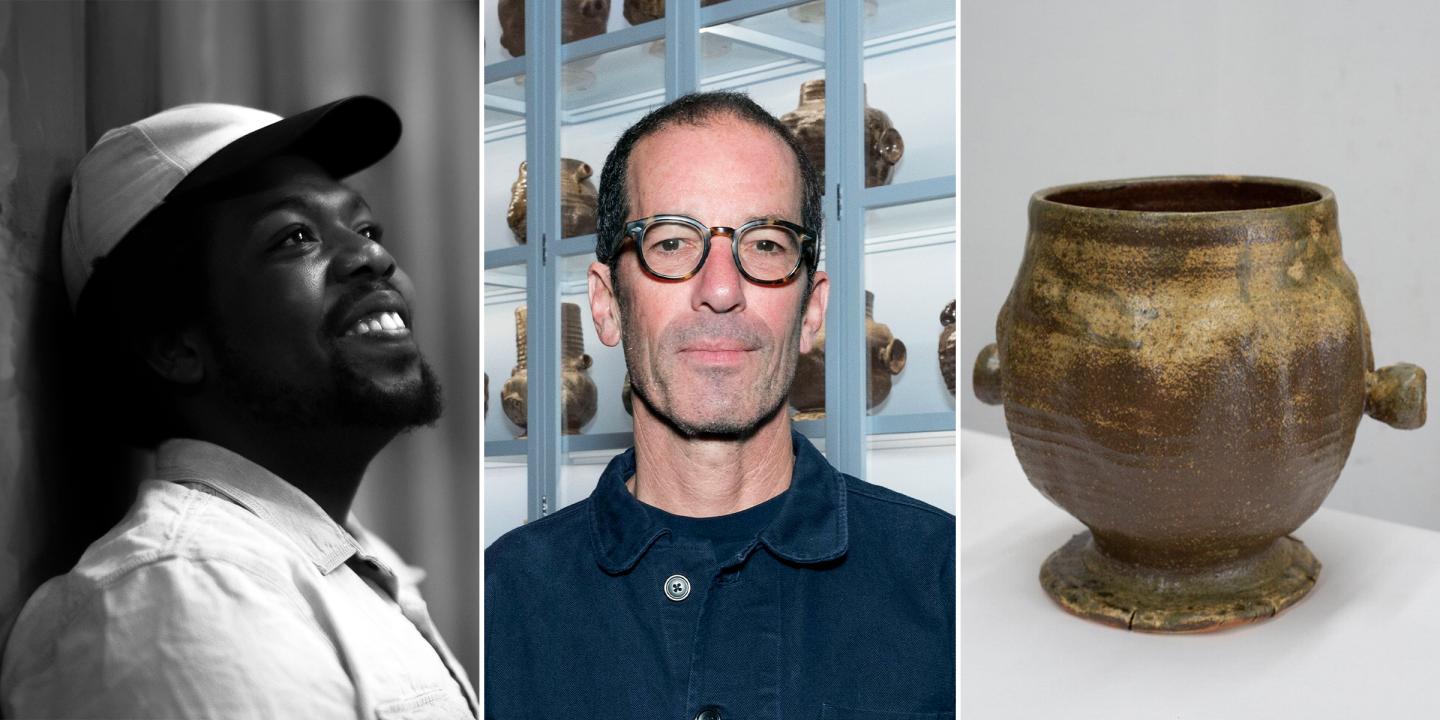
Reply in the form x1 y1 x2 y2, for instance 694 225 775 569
649 236 695 254
358 224 385 243
753 239 779 253
274 227 319 249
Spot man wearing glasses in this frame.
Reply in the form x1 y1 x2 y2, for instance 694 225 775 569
485 92 954 719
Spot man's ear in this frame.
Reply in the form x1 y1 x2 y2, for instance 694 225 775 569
588 260 623 348
139 327 205 385
799 270 829 354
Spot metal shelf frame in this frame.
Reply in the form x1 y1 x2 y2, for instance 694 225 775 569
488 0 954 521
483 3 952 139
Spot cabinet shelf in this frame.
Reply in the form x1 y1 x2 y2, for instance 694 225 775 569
483 3 953 136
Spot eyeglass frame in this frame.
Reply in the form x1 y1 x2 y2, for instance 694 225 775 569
616 214 820 286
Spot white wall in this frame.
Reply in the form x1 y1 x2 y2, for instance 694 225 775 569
961 0 1440 530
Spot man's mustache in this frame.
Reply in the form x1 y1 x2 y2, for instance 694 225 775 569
660 316 767 352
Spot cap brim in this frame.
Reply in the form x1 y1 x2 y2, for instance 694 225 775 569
167 95 401 200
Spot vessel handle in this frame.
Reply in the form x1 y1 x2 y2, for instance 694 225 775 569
973 343 1003 406
1365 363 1427 429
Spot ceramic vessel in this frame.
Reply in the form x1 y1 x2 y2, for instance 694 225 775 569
778 79 904 188
507 159 599 245
623 0 727 24
500 309 528 432
497 0 610 57
501 303 599 436
973 176 1427 632
626 0 733 59
940 300 956 396
622 372 634 415
790 291 907 419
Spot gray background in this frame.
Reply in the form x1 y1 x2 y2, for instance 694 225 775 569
961 0 1439 530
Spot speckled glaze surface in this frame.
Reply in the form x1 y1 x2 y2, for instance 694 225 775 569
507 159 598 245
790 290 907 419
975 176 1427 632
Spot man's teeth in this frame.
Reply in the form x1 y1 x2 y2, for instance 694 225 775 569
345 311 409 336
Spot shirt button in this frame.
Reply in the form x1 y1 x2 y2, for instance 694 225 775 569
664 574 691 602
694 706 722 720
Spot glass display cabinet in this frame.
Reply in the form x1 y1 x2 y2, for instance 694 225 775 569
484 0 955 539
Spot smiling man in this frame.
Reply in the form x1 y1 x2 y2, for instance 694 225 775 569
485 92 955 719
0 98 476 718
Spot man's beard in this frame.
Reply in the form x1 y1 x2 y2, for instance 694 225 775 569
212 335 444 432
625 358 794 441
621 295 803 441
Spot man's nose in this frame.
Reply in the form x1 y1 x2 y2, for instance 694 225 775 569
691 233 745 313
330 229 397 282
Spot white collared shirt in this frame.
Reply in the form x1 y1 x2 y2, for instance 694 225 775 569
1 438 476 719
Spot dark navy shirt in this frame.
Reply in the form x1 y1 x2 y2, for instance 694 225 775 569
485 431 955 720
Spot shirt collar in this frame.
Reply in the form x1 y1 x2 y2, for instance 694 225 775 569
589 429 849 574
154 438 362 574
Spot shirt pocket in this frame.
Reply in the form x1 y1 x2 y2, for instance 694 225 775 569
375 686 472 720
819 704 955 720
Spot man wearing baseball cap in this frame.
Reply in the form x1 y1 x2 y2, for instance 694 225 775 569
0 97 476 718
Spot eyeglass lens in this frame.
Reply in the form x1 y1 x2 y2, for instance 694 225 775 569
640 220 801 281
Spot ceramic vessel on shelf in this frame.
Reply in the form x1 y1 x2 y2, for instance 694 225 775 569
789 290 907 419
623 0 727 24
501 303 599 436
779 79 904 188
625 0 733 57
621 372 634 415
497 0 609 57
973 175 1427 633
940 299 956 396
507 159 599 245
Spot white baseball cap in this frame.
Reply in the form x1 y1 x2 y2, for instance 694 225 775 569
61 95 401 308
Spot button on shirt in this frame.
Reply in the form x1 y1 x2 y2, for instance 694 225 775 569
1 439 476 719
485 431 955 720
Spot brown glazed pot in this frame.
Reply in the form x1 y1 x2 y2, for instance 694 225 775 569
974 176 1427 633
621 372 634 416
778 79 904 188
506 159 599 245
790 291 907 419
939 299 956 396
625 0 730 58
501 303 599 436
497 0 610 57
623 0 727 24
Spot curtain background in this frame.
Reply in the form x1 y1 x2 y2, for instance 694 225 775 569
1 0 479 686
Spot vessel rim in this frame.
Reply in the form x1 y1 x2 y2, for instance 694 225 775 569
1032 174 1335 217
